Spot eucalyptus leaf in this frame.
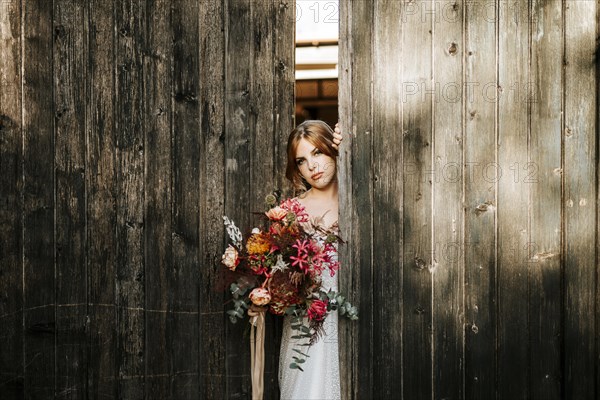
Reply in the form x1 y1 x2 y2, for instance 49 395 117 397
293 349 310 357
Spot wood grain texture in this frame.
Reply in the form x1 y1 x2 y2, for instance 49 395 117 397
340 0 375 398
0 0 23 397
337 1 357 398
431 1 464 398
274 0 295 195
171 0 201 398
463 1 498 398
563 0 597 398
401 1 434 398
198 0 226 398
529 1 563 398
144 0 172 398
372 0 403 397
114 0 146 397
86 0 118 398
54 0 88 398
497 0 531 398
22 0 56 398
250 1 282 397
224 0 253 397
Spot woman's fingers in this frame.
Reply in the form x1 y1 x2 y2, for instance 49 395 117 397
332 122 343 150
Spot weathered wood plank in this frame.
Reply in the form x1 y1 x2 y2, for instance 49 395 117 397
86 0 118 398
463 1 497 398
199 0 226 397
271 2 294 391
528 1 562 398
274 0 295 195
143 0 172 398
22 0 56 397
171 0 201 397
343 0 374 398
401 1 434 398
249 1 282 398
114 0 146 397
563 0 597 398
53 0 88 398
224 0 253 397
372 0 402 397
496 0 531 397
337 1 358 398
432 1 464 398
0 0 23 397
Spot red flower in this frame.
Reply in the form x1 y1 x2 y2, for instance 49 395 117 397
307 299 329 321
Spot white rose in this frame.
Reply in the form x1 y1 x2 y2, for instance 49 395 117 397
221 245 239 271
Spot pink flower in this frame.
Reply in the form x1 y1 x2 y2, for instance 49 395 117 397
265 206 288 221
328 260 340 277
221 245 240 271
290 239 330 276
249 287 271 306
279 198 309 223
290 240 310 273
307 299 328 321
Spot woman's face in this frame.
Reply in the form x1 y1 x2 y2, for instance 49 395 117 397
294 137 337 189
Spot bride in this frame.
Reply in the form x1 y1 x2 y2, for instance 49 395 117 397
277 120 344 400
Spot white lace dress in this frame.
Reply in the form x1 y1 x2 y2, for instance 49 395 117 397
278 235 341 400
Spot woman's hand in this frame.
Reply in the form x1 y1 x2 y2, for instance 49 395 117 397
332 122 344 150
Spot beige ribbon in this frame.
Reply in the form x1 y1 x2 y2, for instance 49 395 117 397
248 306 266 400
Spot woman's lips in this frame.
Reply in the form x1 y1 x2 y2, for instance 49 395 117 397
311 172 323 180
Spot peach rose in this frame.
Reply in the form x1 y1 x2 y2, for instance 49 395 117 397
249 287 271 306
265 206 288 221
221 245 239 271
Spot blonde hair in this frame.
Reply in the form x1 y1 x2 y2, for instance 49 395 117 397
285 120 339 192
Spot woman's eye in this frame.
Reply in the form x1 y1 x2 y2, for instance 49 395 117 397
296 160 304 166
314 150 322 156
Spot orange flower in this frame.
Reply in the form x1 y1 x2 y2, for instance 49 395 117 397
246 233 271 255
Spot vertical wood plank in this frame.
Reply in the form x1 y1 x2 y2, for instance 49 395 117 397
497 0 530 397
114 0 145 397
463 1 497 398
343 0 374 398
53 0 88 398
171 0 201 397
86 0 118 398
528 1 562 398
563 0 597 398
199 0 226 397
431 1 464 398
143 0 171 398
372 0 402 397
0 0 23 397
337 1 358 398
86 0 118 399
401 1 434 398
224 0 252 396
273 0 295 195
250 1 282 398
22 0 56 397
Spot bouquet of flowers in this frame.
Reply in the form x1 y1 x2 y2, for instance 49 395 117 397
221 191 358 373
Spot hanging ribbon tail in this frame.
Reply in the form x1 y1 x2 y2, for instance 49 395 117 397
249 308 266 400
